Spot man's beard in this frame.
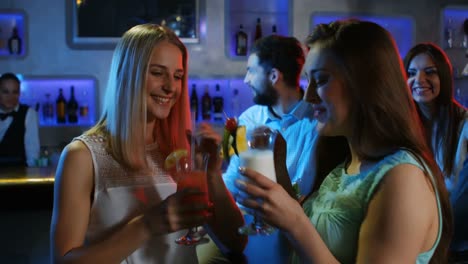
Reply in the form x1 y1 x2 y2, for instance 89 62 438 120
253 82 279 106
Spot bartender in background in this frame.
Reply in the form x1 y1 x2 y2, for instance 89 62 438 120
0 72 40 167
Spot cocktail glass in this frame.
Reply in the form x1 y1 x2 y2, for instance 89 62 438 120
174 153 210 245
238 126 278 235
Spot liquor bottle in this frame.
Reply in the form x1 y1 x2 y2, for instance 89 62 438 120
235 24 248 56
464 19 468 56
201 85 212 121
231 88 240 117
8 27 22 55
445 18 454 49
67 86 79 123
79 89 89 121
42 93 54 124
0 27 5 50
190 84 199 121
212 84 224 122
56 88 67 124
456 87 463 104
272 24 277 35
254 18 262 43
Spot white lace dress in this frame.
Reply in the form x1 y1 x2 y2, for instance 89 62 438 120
76 134 197 264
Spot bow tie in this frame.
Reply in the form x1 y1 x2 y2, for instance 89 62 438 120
0 112 14 121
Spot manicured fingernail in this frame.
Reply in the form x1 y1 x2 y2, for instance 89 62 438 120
238 166 246 174
235 179 246 188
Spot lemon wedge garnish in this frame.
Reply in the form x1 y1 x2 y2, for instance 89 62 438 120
223 125 248 159
235 125 248 154
164 149 188 170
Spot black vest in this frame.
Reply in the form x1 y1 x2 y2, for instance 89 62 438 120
0 104 29 167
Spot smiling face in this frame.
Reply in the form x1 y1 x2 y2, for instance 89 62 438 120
0 79 20 112
303 46 351 137
243 53 279 106
146 40 184 120
407 53 440 105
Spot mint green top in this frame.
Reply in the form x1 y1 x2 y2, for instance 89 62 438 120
291 149 442 264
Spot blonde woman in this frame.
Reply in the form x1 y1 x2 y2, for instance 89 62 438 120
50 24 245 263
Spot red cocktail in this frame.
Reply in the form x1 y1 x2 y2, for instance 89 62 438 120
176 170 209 207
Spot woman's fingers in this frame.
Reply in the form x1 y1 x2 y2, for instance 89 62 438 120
235 178 267 200
238 167 277 189
196 123 221 143
163 190 213 225
236 190 262 209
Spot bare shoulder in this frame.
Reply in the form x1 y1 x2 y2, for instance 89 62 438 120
62 140 91 160
55 140 94 187
51 140 96 258
383 163 434 191
380 163 437 215
357 163 439 262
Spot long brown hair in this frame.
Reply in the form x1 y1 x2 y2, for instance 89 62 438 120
306 19 452 263
87 24 191 170
404 43 467 180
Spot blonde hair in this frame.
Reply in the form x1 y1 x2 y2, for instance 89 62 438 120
88 24 191 170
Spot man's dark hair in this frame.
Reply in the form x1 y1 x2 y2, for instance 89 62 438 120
250 35 305 88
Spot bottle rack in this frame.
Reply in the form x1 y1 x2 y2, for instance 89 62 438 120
0 9 27 58
441 7 468 75
225 0 291 60
310 12 415 57
441 6 468 107
440 6 468 51
19 76 97 127
188 77 254 123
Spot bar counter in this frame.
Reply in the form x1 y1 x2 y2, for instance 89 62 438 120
0 166 55 186
0 166 56 210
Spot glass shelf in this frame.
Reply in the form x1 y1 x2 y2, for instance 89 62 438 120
310 12 415 57
188 77 254 122
440 6 468 50
225 0 291 60
0 9 27 58
19 76 98 127
441 6 468 107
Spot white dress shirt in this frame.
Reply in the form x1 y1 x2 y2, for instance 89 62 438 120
0 104 40 166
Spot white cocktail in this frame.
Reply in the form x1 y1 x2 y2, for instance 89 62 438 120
237 127 278 235
239 149 276 183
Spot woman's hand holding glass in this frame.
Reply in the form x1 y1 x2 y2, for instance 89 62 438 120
194 123 223 173
168 123 221 245
235 167 305 232
172 152 212 245
142 188 212 236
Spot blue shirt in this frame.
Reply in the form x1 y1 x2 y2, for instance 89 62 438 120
441 114 468 251
223 100 318 196
222 100 318 264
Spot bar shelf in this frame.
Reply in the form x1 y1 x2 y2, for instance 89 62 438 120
0 9 27 58
19 75 98 127
441 6 468 107
310 12 415 57
224 0 291 60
